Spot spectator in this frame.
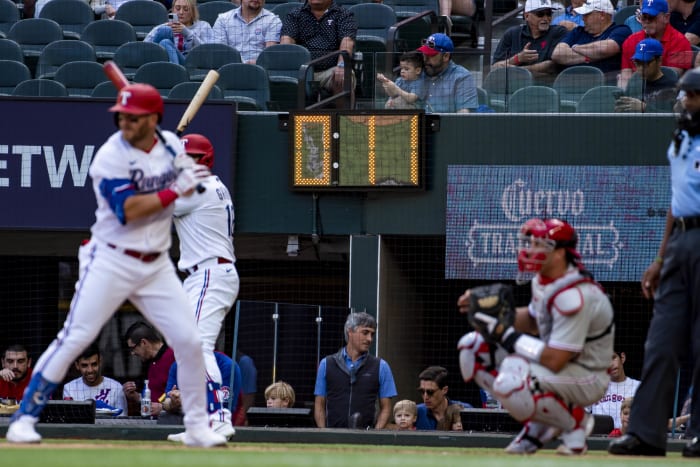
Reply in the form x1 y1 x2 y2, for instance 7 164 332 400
669 0 700 46
392 399 417 430
615 38 679 112
212 0 281 64
235 350 257 425
437 0 476 34
609 67 700 459
590 350 640 430
552 0 632 81
415 365 471 430
313 311 397 429
553 0 586 31
417 33 478 113
280 0 358 103
618 0 691 90
144 0 214 66
440 403 464 431
122 321 175 418
376 51 426 109
62 344 127 416
0 345 32 402
492 0 568 85
458 218 615 455
608 396 634 437
265 381 295 408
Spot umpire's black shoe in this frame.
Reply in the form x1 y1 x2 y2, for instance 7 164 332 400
683 437 700 458
608 434 666 456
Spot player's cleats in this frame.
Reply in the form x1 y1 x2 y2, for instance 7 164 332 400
6 415 41 444
167 431 186 443
504 422 558 455
182 429 228 448
211 420 235 440
557 412 594 456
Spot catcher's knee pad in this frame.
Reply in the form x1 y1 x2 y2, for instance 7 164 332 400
493 356 535 421
458 331 493 383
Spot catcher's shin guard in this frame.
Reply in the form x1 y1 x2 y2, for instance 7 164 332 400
492 356 536 421
458 331 504 389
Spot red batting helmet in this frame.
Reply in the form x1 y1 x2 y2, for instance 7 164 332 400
110 83 163 121
517 218 580 273
181 133 214 169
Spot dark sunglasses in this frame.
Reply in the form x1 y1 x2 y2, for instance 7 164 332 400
533 9 553 17
421 38 436 48
418 388 436 396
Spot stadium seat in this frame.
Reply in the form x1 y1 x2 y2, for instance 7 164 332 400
7 18 64 59
133 61 190 97
576 85 623 113
12 78 68 97
271 2 303 23
91 80 119 98
507 85 559 113
38 0 94 40
114 0 168 40
198 0 235 27
81 20 138 62
0 0 19 39
256 43 310 111
113 41 169 80
614 5 637 25
185 43 241 81
0 37 23 62
552 65 605 112
35 40 96 80
167 81 223 100
482 66 533 112
0 59 30 94
217 62 270 110
54 60 109 97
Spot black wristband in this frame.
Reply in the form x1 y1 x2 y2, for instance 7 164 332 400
501 330 522 353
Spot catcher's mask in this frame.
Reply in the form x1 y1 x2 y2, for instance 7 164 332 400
517 218 579 279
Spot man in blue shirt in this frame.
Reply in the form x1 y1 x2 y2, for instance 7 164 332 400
314 312 397 429
415 366 471 430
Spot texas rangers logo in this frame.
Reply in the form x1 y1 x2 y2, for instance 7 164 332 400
118 90 132 106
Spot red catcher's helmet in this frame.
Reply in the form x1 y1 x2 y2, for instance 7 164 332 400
110 83 163 121
181 133 214 169
517 218 579 273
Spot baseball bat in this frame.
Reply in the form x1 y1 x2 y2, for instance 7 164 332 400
175 69 219 136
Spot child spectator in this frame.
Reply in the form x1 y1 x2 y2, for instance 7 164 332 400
265 381 295 408
392 399 417 430
377 51 426 109
609 397 633 438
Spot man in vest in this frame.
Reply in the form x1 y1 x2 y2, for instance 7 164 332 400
313 312 397 429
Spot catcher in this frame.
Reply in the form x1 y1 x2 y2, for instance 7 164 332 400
457 218 614 455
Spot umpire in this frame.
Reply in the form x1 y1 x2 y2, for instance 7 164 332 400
609 70 700 458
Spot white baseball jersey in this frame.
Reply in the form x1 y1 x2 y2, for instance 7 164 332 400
90 131 183 252
63 376 128 415
590 377 640 428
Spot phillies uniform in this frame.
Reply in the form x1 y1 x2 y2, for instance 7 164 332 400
63 375 128 415
590 377 640 428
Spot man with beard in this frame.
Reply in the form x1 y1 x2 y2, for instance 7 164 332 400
0 345 32 401
212 0 282 63
63 344 128 416
492 0 567 85
417 33 477 113
618 0 690 90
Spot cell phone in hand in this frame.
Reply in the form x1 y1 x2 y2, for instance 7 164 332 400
168 13 178 23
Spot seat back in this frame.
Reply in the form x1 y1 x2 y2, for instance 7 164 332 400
8 18 64 58
168 81 223 100
349 3 396 40
91 80 119 98
38 0 94 40
185 43 241 81
0 59 31 94
81 20 138 61
614 5 637 25
36 40 96 79
482 66 533 111
272 2 303 23
114 0 168 40
256 43 310 80
576 85 623 113
54 60 109 97
114 41 170 79
0 37 23 62
552 65 605 112
12 78 68 97
0 0 19 38
198 1 236 27
383 0 438 19
133 61 190 97
217 62 270 110
508 85 559 113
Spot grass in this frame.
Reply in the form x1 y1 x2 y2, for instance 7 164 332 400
0 441 692 467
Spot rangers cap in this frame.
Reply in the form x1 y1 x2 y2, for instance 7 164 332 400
110 83 164 118
181 133 214 169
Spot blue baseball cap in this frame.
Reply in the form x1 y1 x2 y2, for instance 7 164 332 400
641 0 668 16
632 38 664 61
417 33 454 56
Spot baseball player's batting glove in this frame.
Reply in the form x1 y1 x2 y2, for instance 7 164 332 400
467 283 516 345
171 164 210 196
173 152 195 171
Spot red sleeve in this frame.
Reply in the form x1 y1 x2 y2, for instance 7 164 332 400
621 35 637 71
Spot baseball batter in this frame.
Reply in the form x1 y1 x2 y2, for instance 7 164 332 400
457 218 614 455
6 84 226 448
167 134 240 442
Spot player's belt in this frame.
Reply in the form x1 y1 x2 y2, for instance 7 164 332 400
673 216 700 232
185 257 233 276
107 243 161 263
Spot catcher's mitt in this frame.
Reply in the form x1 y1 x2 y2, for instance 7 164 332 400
467 283 515 344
